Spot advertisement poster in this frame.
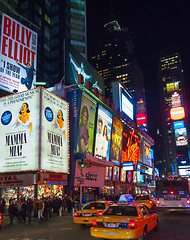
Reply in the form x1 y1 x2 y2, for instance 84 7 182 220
41 89 69 173
0 13 38 93
113 166 120 181
144 142 152 167
122 125 140 164
105 166 112 180
94 104 112 160
65 40 105 95
0 88 40 172
110 116 123 166
120 167 126 182
77 94 96 154
175 128 188 146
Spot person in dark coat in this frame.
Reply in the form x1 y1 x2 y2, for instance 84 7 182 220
21 199 27 223
26 198 33 223
8 200 15 224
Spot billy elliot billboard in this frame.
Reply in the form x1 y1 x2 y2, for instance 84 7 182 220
0 88 69 173
0 13 38 93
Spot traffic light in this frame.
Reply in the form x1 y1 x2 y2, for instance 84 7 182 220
81 159 85 168
87 159 91 168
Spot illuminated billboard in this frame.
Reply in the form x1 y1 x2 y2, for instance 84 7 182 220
166 82 179 93
0 13 38 93
175 128 188 146
41 90 69 173
144 142 152 167
123 162 133 171
120 168 126 182
136 113 147 126
0 88 40 172
122 125 140 164
65 40 105 95
171 92 181 108
77 94 96 154
105 166 112 180
113 166 120 181
0 88 69 173
121 93 133 120
173 120 184 130
170 107 185 120
94 104 112 161
110 116 123 166
178 166 190 176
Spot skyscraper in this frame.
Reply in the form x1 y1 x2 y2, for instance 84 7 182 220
159 52 189 176
89 22 147 128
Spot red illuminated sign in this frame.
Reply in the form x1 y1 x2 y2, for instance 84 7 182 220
136 113 147 126
170 107 185 120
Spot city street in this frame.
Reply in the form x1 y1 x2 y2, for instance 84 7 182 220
1 210 190 240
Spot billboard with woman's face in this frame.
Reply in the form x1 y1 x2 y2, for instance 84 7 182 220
94 104 113 161
110 116 123 166
77 94 96 154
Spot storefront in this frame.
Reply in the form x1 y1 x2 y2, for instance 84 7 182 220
0 172 68 207
74 155 114 203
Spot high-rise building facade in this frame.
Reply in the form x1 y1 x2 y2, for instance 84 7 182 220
159 53 189 176
89 23 147 129
0 0 87 88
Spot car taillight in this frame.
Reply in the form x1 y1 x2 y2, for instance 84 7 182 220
74 212 78 217
0 215 2 220
128 220 137 229
97 211 103 216
157 199 160 204
186 199 190 204
170 191 174 195
149 200 153 204
92 220 97 226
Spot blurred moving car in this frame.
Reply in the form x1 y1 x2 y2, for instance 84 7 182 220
73 201 112 225
0 213 3 229
135 194 157 210
90 202 159 239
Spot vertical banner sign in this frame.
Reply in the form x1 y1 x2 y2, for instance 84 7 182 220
41 89 69 173
94 104 113 161
110 116 123 166
0 88 40 172
77 94 96 154
0 13 38 93
122 125 140 164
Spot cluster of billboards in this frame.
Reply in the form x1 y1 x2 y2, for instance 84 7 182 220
67 90 153 169
0 88 69 173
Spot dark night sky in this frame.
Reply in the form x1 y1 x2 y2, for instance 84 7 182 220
86 1 190 139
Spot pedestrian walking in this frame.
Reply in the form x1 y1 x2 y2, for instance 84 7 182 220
26 198 33 223
8 200 15 224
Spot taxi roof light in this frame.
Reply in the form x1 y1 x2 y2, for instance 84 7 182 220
92 220 97 226
128 220 137 229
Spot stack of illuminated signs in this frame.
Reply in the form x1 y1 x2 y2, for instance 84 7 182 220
170 92 188 147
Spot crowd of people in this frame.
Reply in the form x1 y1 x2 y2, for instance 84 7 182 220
0 195 79 224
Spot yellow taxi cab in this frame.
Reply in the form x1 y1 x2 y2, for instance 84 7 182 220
135 194 157 210
74 201 112 225
0 213 3 229
90 202 159 239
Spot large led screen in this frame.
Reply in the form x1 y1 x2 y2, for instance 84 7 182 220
175 128 188 146
0 13 38 93
110 116 123 166
94 104 113 161
170 107 185 120
41 89 69 173
121 93 133 120
0 88 40 172
122 125 140 164
77 94 96 154
144 142 152 167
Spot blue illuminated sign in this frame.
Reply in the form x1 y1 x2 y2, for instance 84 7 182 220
173 120 184 130
123 162 133 170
